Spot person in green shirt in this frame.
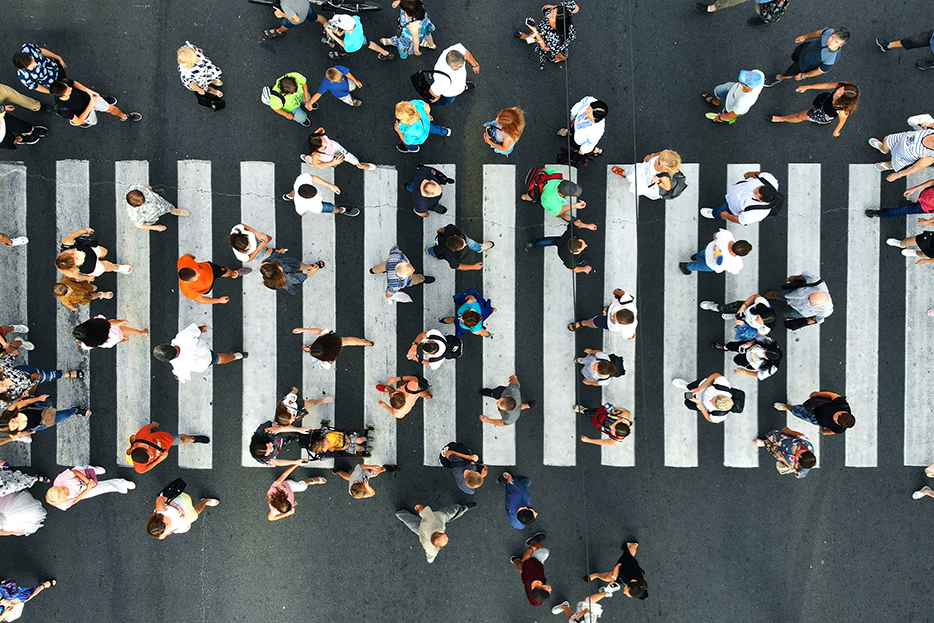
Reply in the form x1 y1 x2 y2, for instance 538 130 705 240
268 73 312 126
521 169 586 222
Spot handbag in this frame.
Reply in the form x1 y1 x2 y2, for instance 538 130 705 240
196 91 225 112
410 69 449 100
38 407 58 428
658 171 688 199
73 233 99 247
160 477 187 500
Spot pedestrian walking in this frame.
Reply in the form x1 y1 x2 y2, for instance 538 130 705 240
406 165 452 217
306 66 363 109
515 1 579 69
72 316 147 350
774 391 855 435
124 185 190 232
406 330 463 369
376 375 432 419
44 466 135 510
395 502 474 563
51 277 111 310
575 404 632 446
700 171 782 225
266 464 326 521
12 43 66 94
0 490 45 536
0 578 55 619
284 172 359 217
569 289 637 338
585 541 649 599
479 375 534 427
153 323 247 381
56 227 132 280
380 0 436 59
336 463 398 499
0 231 27 247
511 531 552 606
671 374 744 423
369 244 434 302
499 471 537 529
694 0 791 27
146 483 219 539
527 221 597 274
176 42 223 100
557 96 607 161
866 178 934 219
0 464 49 497
754 428 816 477
0 357 82 413
324 14 393 61
439 441 486 494
260 250 323 294
0 109 45 149
264 73 312 127
679 229 752 275
576 349 623 387
50 80 141 125
428 223 492 269
228 223 272 263
293 327 373 370
876 30 934 71
482 107 525 155
274 387 332 426
0 328 31 356
614 150 683 199
303 127 375 172
425 43 479 105
772 82 859 137
522 167 586 223
177 254 250 305
440 289 495 338
263 0 327 38
710 335 782 380
700 293 776 340
394 99 450 153
885 226 934 265
250 420 312 466
0 397 90 444
701 70 764 124
868 128 934 182
550 593 610 621
0 81 42 112
126 422 210 473
764 27 850 87
764 272 834 329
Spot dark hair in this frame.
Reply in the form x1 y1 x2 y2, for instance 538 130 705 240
153 344 178 362
260 261 287 290
499 396 517 412
400 0 425 20
553 5 572 40
50 282 70 297
269 489 292 513
298 184 318 199
798 451 817 469
836 412 856 429
530 586 551 603
177 267 196 282
763 345 783 363
126 190 146 207
590 100 609 121
757 185 777 203
389 392 406 409
279 76 298 93
614 309 634 325
732 240 752 256
0 410 16 435
250 435 271 457
421 341 439 355
228 233 250 253
615 423 631 438
461 309 482 328
48 81 68 97
72 317 111 348
12 52 32 69
750 304 775 325
446 236 466 252
833 27 850 42
130 447 150 464
308 129 327 154
146 513 166 537
596 361 617 376
274 402 293 426
567 237 584 254
516 508 536 525
309 332 343 363
627 579 647 599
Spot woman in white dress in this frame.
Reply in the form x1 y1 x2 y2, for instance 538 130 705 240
613 150 681 200
0 490 46 536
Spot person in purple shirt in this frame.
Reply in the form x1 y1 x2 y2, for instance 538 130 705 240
305 66 363 109
498 471 537 529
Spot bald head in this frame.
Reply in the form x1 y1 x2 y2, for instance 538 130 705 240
430 532 448 548
808 291 829 306
395 262 415 278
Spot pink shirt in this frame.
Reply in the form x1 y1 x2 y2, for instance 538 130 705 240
267 481 294 513
51 467 98 510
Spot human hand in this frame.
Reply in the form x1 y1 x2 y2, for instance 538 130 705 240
331 184 341 195
292 328 304 334
919 217 934 226
794 85 807 93
198 325 208 333
794 35 806 43
3 105 13 112
886 172 899 182
85 227 95 234
794 73 803 81
36 394 49 401
471 64 479 74
218 296 229 304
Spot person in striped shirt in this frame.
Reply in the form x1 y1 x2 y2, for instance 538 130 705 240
368 245 434 300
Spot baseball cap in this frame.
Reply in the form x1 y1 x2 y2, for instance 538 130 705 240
331 14 356 31
737 70 764 88
557 180 583 197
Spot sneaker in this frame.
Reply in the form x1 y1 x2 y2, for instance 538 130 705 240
12 338 34 351
864 209 880 217
19 134 40 145
479 241 494 252
235 267 253 277
526 531 546 546
465 81 476 91
918 60 934 71
396 144 419 153
699 300 719 312
9 325 28 333
709 342 726 350
340 207 360 217
421 275 436 284
693 1 712 12
125 480 137 489
526 400 537 409
886 238 903 247
442 127 452 137
876 36 890 52
236 351 249 359
913 486 931 499
699 207 715 219
678 262 691 275
404 181 414 193
510 556 521 564
121 112 143 122
103 96 117 105
763 75 781 88
281 193 293 202
15 435 32 443
721 312 736 320
192 435 210 443
382 464 399 472
903 249 919 257
434 205 448 214
8 237 27 246
671 378 690 390
32 126 48 137
464 501 477 509
773 402 789 411
300 119 311 127
551 602 570 615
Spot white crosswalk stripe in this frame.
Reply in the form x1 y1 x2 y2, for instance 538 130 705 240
1 159 925 470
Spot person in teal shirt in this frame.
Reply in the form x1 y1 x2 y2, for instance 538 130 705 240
325 14 394 61
267 73 311 126
394 100 451 153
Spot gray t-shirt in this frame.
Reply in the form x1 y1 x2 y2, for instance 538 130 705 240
452 465 480 495
498 382 523 425
279 0 311 24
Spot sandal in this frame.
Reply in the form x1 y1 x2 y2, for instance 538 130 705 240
352 99 362 107
567 321 582 331
611 166 626 178
77 409 92 417
874 162 893 171
572 405 586 414
376 53 393 61
100 291 114 299
42 580 56 588
264 28 285 38
701 92 714 104
314 261 325 269
556 128 568 137
66 370 84 379
868 137 885 153
329 51 348 59
35 475 51 483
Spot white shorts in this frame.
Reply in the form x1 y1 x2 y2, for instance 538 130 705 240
573 600 603 622
530 546 550 563
285 479 309 493
80 97 113 127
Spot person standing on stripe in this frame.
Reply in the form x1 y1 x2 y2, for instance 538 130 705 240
427 223 492 270
153 323 246 382
126 422 210 473
511 531 551 607
700 170 781 224
479 374 535 427
773 391 855 435
522 167 587 224
865 178 934 219
576 349 623 387
177 254 251 306
764 272 833 329
369 245 434 301
406 164 452 217
498 471 537 529
679 229 751 275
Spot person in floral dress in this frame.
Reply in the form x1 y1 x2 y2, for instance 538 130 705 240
124 186 190 232
755 427 816 478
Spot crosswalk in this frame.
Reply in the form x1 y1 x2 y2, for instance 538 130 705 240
0 159 926 470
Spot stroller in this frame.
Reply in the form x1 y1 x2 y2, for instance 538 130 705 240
301 425 374 461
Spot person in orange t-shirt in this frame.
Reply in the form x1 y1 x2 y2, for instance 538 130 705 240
126 421 210 473
176 254 250 305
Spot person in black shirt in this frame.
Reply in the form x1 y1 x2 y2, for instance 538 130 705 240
770 81 859 137
405 165 451 217
585 541 648 600
426 223 492 270
49 79 141 127
249 419 311 466
774 390 855 435
526 221 596 273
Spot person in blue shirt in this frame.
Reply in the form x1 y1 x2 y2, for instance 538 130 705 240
498 471 537 529
306 66 363 109
875 30 934 71
765 27 849 87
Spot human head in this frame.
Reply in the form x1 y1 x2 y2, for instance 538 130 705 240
737 69 764 90
463 470 484 489
567 237 586 254
54 249 78 272
12 52 34 70
395 101 419 125
550 5 573 38
130 446 151 465
279 76 298 94
0 410 15 435
324 67 343 83
153 344 180 362
48 81 70 98
624 579 648 599
614 309 635 325
389 392 406 409
298 184 318 199
657 150 681 176
308 128 327 153
833 82 860 114
422 180 442 197
461 309 482 328
349 482 372 499
798 451 817 469
713 395 734 411
446 235 466 252
496 395 517 412
268 489 292 514
828 27 850 49
228 232 250 253
260 261 287 290
45 486 70 506
274 402 294 427
176 45 198 66
750 304 775 326
834 411 856 429
530 586 551 603
177 267 197 282
250 437 275 457
808 291 829 306
50 282 70 297
420 340 439 355
446 49 466 70
516 507 537 525
732 240 752 257
309 332 343 363
126 190 146 207
399 0 425 19
310 437 330 454
595 361 616 377
755 184 777 203
496 107 525 140
589 100 609 122
615 423 631 439
430 531 448 548
395 262 415 279
557 180 583 198
146 513 168 538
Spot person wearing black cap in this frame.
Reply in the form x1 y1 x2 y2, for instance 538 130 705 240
558 96 608 156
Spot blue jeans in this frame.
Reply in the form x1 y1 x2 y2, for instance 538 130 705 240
281 7 319 28
427 234 482 256
432 95 456 106
686 249 714 272
287 106 308 124
790 405 818 426
879 203 925 218
713 82 732 100
14 366 63 384
402 123 449 151
30 401 78 431
529 236 561 248
713 204 731 220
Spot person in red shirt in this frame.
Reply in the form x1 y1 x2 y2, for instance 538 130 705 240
126 421 209 473
510 531 551 606
176 254 250 305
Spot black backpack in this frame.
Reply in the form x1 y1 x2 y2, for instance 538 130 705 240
411 69 450 100
744 177 785 218
713 383 746 413
607 353 626 377
658 170 688 199
439 442 474 468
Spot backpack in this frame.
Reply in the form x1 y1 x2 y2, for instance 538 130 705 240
658 170 688 199
196 90 225 112
744 177 785 218
260 86 286 107
410 69 450 100
713 384 746 413
607 353 626 377
417 163 454 185
524 167 564 203
439 442 474 468
440 334 463 359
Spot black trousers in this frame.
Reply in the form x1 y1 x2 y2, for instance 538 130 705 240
900 31 934 50
0 113 34 150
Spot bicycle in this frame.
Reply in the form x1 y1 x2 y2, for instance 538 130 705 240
248 0 381 13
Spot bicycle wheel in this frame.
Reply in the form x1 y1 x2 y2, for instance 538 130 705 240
323 0 382 13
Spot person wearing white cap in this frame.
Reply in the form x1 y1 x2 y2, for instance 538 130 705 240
701 69 764 124
324 14 393 61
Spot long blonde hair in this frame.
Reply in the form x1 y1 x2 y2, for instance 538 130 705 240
395 101 419 125
657 150 681 176
497 107 525 140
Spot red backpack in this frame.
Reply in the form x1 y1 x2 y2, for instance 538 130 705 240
524 167 564 203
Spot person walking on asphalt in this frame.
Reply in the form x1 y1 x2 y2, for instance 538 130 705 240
395 502 474 563
499 471 537 529
511 531 551 606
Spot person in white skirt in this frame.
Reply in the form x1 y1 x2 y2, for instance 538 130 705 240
44 466 135 510
0 489 45 536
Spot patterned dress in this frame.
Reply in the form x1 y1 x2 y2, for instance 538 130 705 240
177 41 222 92
535 0 577 69
125 185 176 226
758 0 790 23
387 9 435 59
0 353 33 412
263 251 307 295
885 129 934 172
764 429 813 478
0 467 38 497
54 277 95 308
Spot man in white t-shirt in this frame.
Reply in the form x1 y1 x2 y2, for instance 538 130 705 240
282 173 359 217
700 170 781 225
679 228 751 275
152 323 246 382
703 69 764 123
428 43 479 105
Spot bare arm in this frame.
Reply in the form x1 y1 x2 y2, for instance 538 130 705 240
62 227 93 245
274 464 300 483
